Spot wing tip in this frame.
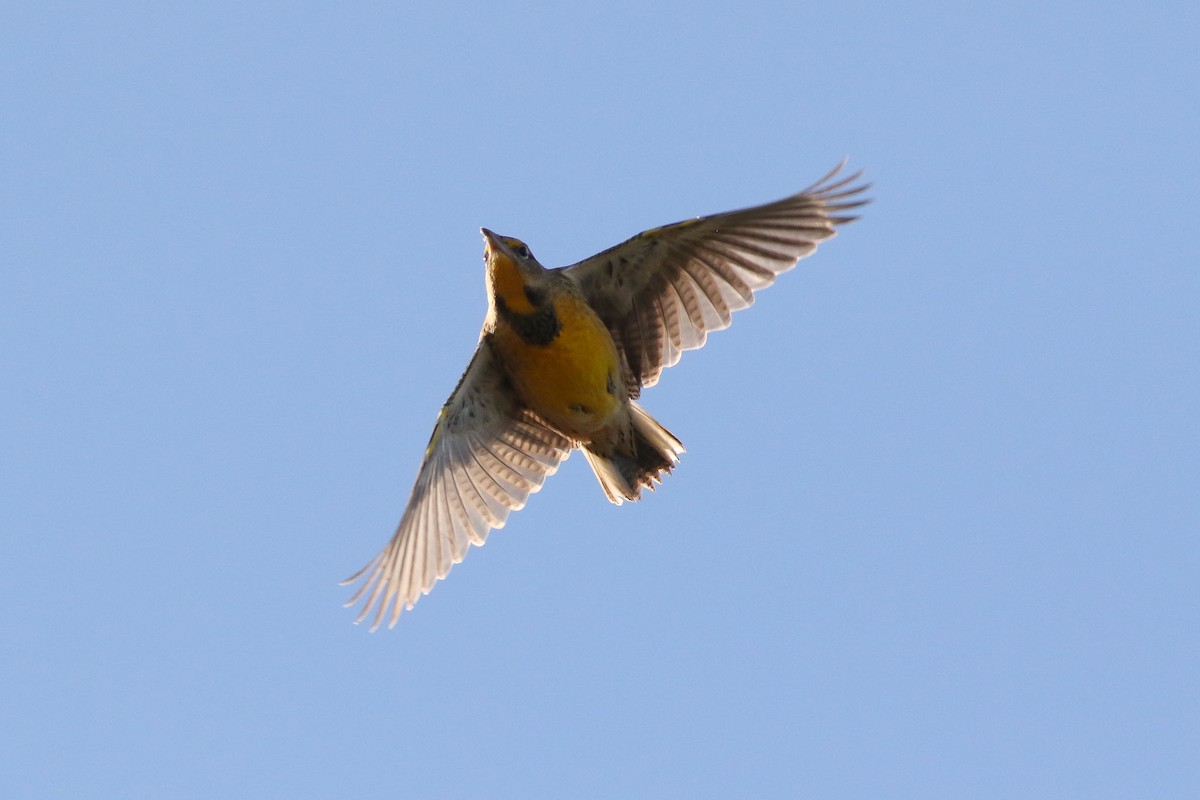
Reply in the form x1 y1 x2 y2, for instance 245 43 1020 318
804 159 870 198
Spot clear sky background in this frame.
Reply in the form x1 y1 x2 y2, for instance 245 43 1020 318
3 3 1197 798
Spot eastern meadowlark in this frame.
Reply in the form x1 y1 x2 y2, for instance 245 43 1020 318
345 161 870 629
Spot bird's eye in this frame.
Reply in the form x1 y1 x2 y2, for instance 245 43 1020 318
513 243 531 259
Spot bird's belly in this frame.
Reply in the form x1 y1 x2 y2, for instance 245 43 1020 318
495 299 621 437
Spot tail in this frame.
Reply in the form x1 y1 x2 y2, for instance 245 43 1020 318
582 403 685 505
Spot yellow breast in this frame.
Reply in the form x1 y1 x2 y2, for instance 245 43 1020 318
493 292 622 437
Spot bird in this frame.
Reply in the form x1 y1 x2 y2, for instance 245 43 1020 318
344 161 870 629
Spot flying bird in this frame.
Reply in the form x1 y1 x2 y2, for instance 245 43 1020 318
345 162 870 629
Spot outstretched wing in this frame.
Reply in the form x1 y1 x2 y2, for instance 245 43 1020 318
343 341 573 630
563 162 870 393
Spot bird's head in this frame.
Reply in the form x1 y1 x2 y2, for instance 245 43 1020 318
481 228 549 315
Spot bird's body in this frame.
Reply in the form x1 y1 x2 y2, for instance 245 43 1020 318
488 271 622 438
345 162 870 629
484 231 683 504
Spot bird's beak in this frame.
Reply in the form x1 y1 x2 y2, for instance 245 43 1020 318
480 228 502 258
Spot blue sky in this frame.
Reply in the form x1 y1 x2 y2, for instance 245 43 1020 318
3 3 1197 798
